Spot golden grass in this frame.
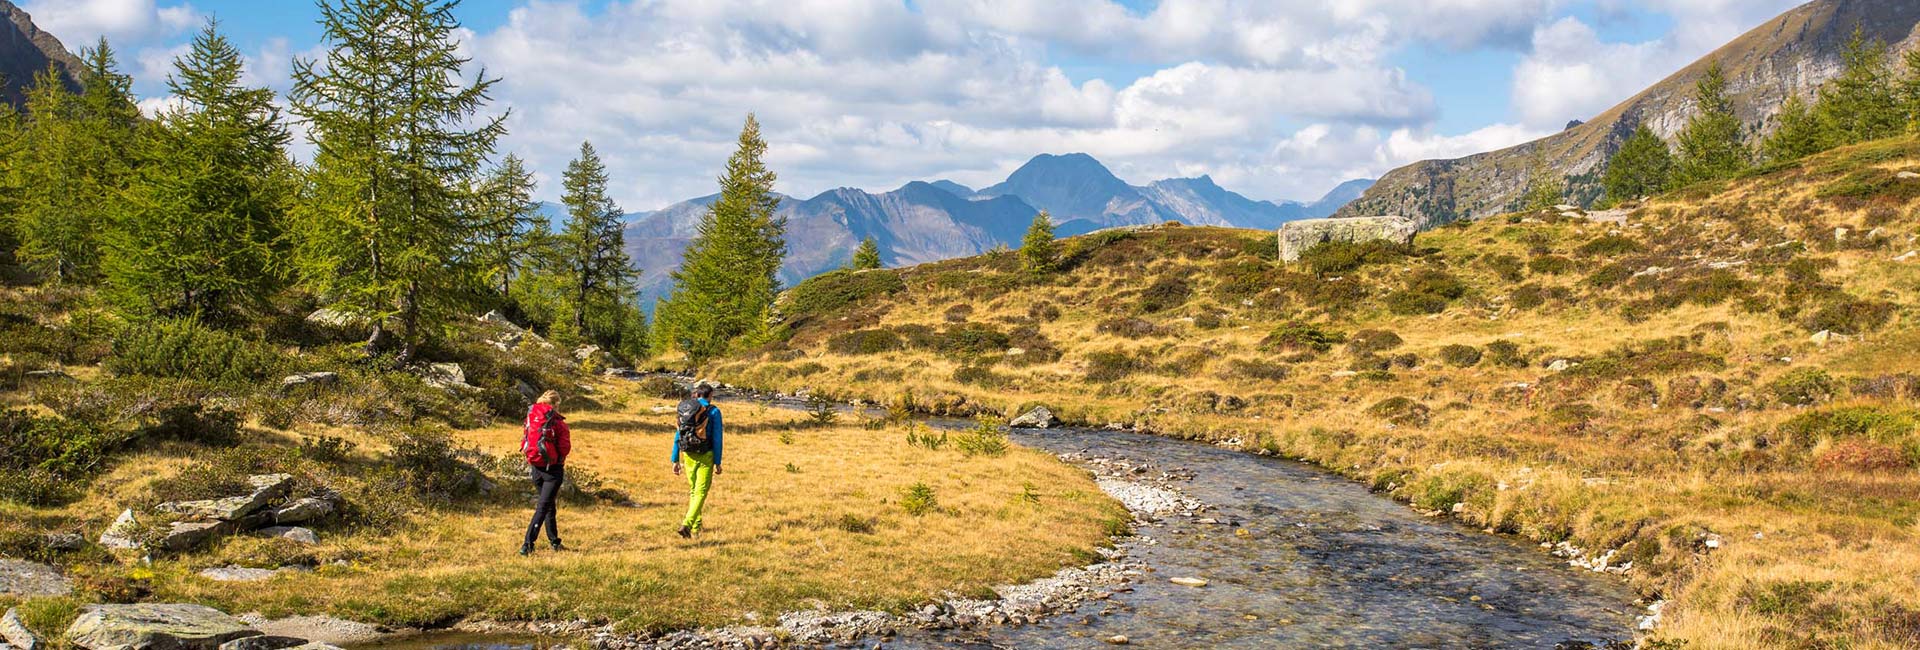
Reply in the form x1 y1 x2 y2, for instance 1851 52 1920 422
1 391 1125 633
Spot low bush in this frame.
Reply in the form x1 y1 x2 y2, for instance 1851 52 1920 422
826 329 904 356
1439 344 1483 367
1803 298 1896 334
0 409 121 505
1223 358 1291 381
1367 397 1431 427
1386 270 1468 315
952 365 1007 387
936 323 1011 358
1775 406 1916 449
1298 239 1409 276
1027 302 1062 322
1482 254 1525 282
1346 329 1403 355
955 418 1010 457
386 424 490 503
1260 321 1345 353
1528 255 1576 275
1509 284 1572 310
1576 235 1643 257
942 304 973 323
1484 340 1529 368
1096 317 1168 338
1770 368 1838 407
1814 440 1911 472
142 403 242 447
1084 348 1144 382
899 482 939 516
106 319 286 384
905 424 948 451
1138 275 1192 313
1584 263 1634 289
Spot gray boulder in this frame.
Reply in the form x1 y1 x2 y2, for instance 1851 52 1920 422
197 567 280 583
3 608 41 650
99 509 143 550
420 363 474 391
157 522 225 553
64 604 260 650
216 636 310 650
278 373 338 390
1009 406 1060 429
42 533 85 552
157 475 293 522
256 527 318 545
270 498 335 525
0 560 72 598
1277 215 1418 263
304 309 367 331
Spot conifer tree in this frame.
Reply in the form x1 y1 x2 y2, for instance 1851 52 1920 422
653 114 786 362
1904 49 1920 129
1762 94 1823 163
1813 28 1901 148
475 153 544 305
1602 124 1674 202
849 237 881 270
1673 61 1750 185
0 95 22 254
289 0 506 360
1520 148 1566 211
13 41 140 284
552 141 637 341
108 22 293 317
1020 211 1057 274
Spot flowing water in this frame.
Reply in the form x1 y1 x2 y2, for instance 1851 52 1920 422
360 392 1640 649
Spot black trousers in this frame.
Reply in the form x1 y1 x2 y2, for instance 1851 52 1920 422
525 464 564 548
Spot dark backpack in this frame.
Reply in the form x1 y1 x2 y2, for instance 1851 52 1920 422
676 398 714 454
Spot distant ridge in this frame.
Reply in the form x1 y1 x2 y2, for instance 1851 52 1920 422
1341 0 1920 227
0 0 84 109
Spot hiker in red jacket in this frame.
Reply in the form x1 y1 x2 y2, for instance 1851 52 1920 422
520 390 571 555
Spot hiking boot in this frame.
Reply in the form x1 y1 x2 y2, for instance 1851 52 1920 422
677 525 691 539
550 540 565 552
518 543 534 556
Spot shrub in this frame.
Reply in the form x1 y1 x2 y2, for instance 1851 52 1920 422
1584 263 1634 289
1775 406 1916 448
633 376 689 400
387 424 489 503
805 393 839 427
1387 270 1468 315
1096 317 1168 338
106 319 286 384
826 329 903 356
1484 340 1529 368
1770 368 1838 407
1439 344 1483 367
1509 284 1571 310
1260 321 1345 353
142 403 242 447
1298 239 1408 275
1673 269 1750 306
942 304 974 323
1346 329 1403 355
955 418 1010 457
952 365 1006 387
1814 440 1911 472
905 424 948 451
299 435 359 464
1138 275 1191 313
835 514 877 534
0 410 120 505
900 482 939 516
936 323 1011 358
783 269 906 320
1085 348 1143 382
1482 254 1525 282
1027 302 1062 322
1367 397 1431 427
1223 358 1291 381
1803 298 1896 334
1527 255 1575 275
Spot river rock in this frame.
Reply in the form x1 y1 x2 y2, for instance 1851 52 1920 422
3 608 40 650
1277 215 1418 263
1105 635 1130 645
0 560 71 597
278 373 338 390
256 527 318 545
157 474 293 521
271 497 335 525
1009 406 1059 429
234 616 382 646
65 604 260 650
100 509 143 550
215 636 312 650
1169 577 1209 588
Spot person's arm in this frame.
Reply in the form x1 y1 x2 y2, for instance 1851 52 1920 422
670 425 682 465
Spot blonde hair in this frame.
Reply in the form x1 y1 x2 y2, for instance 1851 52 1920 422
536 390 560 404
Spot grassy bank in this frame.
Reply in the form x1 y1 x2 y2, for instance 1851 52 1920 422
0 381 1126 638
701 137 1920 648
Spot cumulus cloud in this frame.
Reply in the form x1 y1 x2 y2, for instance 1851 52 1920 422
19 0 200 47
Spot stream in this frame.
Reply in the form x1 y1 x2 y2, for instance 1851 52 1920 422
364 390 1641 649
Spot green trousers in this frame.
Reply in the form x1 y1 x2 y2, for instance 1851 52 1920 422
681 451 715 532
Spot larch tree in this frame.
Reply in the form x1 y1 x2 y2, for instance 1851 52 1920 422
654 114 786 363
849 237 881 270
1520 147 1566 211
1602 124 1675 202
1020 211 1057 274
1813 28 1902 148
108 22 294 318
552 141 638 342
14 41 140 284
475 153 545 307
1762 94 1823 163
289 0 506 361
1673 61 1750 185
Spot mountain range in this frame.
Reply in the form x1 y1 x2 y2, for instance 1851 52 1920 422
0 0 81 108
618 154 1372 309
1340 0 1920 227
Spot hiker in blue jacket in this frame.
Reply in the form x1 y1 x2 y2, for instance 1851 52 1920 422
672 383 724 538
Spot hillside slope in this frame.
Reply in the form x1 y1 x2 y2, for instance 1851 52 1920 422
715 135 1920 649
0 0 82 109
1340 0 1920 227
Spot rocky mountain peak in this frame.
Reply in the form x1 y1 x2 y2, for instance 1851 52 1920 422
0 0 83 109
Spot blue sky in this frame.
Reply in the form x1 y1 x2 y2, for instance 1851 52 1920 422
21 0 1805 210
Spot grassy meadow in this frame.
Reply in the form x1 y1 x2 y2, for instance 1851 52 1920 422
701 136 1920 649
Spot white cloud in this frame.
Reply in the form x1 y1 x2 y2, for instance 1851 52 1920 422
19 0 200 48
